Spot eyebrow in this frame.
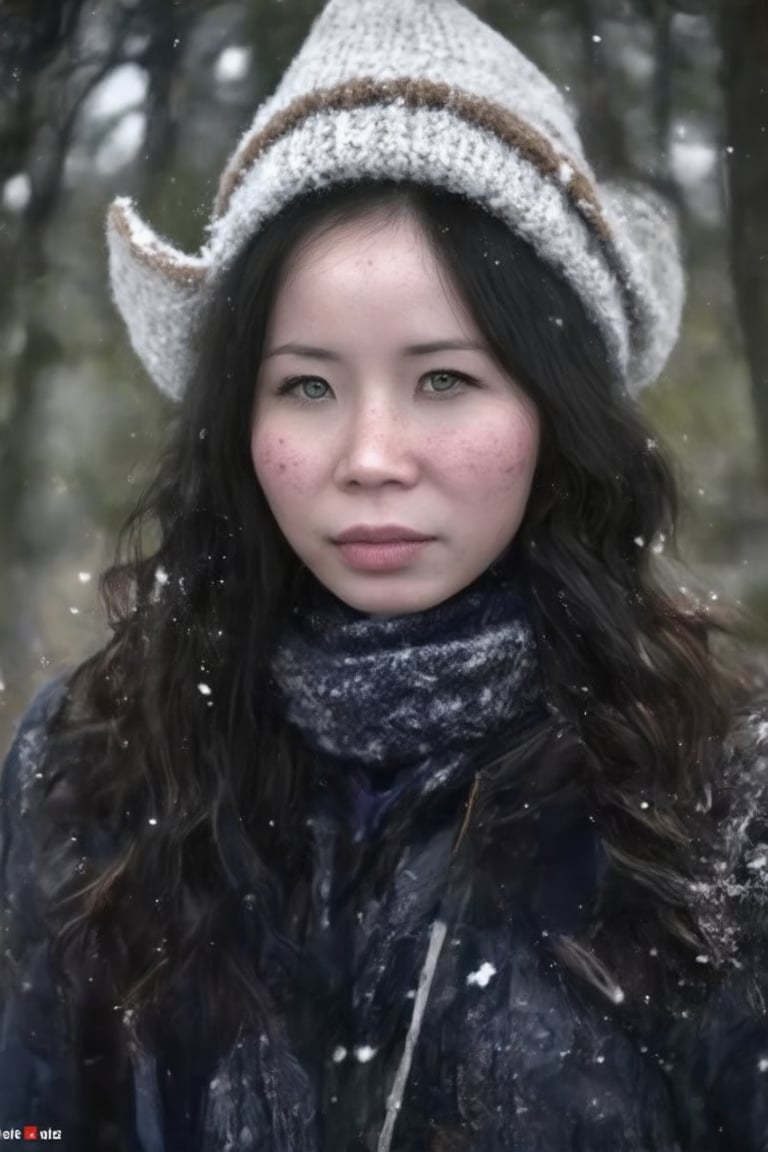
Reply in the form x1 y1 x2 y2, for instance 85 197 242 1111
263 340 486 360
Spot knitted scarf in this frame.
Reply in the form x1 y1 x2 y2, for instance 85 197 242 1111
267 554 547 832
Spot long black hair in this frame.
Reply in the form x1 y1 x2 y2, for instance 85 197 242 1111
25 180 747 1062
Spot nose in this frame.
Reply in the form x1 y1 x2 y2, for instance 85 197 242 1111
333 394 420 488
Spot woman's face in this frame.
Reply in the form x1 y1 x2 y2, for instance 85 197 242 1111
251 209 540 617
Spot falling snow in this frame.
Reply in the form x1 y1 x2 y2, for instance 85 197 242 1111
467 961 497 988
214 46 252 84
85 64 149 120
2 172 31 212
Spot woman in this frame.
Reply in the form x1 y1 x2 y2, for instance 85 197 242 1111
2 1 767 1149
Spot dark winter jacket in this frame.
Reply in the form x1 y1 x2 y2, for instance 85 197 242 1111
2 677 768 1151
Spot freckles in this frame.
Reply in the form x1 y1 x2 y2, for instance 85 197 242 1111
441 433 511 476
488 414 539 480
254 434 286 477
255 432 313 494
450 426 535 483
428 432 487 476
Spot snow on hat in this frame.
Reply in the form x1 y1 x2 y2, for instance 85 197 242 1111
107 0 685 401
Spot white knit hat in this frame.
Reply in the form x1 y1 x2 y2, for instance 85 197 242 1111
107 0 685 401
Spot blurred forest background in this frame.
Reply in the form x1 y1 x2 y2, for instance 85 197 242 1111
0 0 767 754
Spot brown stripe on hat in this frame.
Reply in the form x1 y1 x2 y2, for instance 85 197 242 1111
214 77 613 247
108 200 208 285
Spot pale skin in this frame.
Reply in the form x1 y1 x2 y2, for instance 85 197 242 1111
251 208 540 618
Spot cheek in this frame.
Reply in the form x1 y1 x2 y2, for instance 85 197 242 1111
250 427 310 498
435 411 539 490
500 424 540 481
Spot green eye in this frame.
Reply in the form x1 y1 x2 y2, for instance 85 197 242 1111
430 373 457 391
277 377 329 400
300 379 328 400
424 371 475 395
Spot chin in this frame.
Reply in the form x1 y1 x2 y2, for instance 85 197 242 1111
329 578 457 618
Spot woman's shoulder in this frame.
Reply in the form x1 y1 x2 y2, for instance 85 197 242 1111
1 674 72 811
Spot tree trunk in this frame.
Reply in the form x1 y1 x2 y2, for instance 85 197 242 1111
0 0 189 692
720 0 768 480
572 0 631 176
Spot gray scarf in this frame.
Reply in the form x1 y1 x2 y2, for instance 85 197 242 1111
267 557 546 787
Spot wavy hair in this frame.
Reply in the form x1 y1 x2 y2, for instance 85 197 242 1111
35 181 748 1062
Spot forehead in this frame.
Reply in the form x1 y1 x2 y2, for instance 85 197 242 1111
271 207 470 330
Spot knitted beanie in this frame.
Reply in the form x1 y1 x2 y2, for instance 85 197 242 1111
106 0 685 401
